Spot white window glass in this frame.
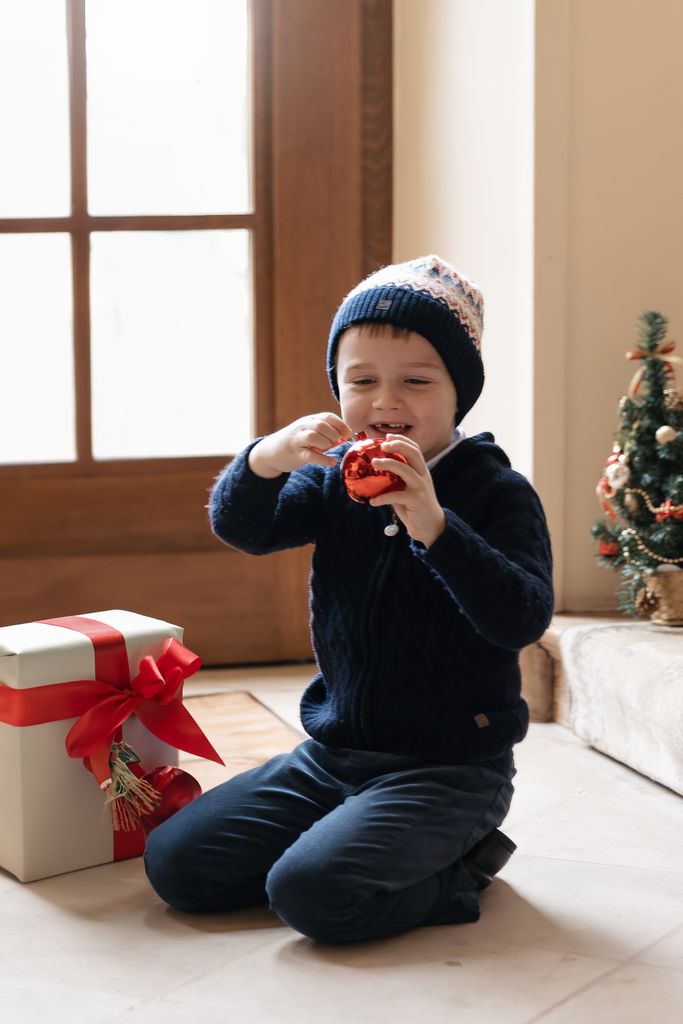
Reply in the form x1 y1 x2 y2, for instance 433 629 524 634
86 0 250 215
0 235 75 464
90 230 251 459
0 1 70 217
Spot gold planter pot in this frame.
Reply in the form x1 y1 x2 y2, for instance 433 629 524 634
647 569 683 626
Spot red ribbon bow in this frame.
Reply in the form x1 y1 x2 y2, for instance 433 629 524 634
655 499 683 523
0 626 224 789
65 637 224 788
626 338 681 397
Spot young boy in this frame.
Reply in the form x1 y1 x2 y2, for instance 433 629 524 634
144 255 554 943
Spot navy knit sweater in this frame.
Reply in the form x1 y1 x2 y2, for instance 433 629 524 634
209 433 554 765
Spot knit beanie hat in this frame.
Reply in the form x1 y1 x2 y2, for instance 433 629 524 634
327 254 484 424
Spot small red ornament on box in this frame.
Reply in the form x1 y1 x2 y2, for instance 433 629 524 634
340 432 408 504
139 765 202 832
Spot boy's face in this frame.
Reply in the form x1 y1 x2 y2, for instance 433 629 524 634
336 324 458 463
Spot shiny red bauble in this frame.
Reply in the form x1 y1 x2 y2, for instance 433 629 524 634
139 765 202 832
340 431 409 503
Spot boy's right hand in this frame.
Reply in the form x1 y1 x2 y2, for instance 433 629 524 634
248 413 352 479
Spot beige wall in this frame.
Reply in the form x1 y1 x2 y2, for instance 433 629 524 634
394 0 683 611
394 0 535 481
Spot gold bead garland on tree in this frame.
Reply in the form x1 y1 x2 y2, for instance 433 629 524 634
621 527 683 564
622 487 683 521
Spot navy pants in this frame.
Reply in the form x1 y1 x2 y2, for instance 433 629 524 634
144 739 515 944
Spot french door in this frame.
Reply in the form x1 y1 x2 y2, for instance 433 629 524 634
0 0 392 664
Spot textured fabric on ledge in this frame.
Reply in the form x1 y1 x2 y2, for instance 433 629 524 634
560 621 683 796
209 433 554 766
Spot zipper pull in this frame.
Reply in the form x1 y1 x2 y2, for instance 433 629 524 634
384 510 400 537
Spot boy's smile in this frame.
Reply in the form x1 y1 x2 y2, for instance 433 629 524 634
336 325 458 463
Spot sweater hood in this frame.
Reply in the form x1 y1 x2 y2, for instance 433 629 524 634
431 432 511 478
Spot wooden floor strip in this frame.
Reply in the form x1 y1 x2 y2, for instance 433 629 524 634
180 691 302 791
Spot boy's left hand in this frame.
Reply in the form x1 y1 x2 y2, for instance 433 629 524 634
369 434 446 547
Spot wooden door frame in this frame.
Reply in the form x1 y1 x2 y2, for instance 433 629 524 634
0 0 392 665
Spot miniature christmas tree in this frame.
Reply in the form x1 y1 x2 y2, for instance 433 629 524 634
591 311 683 618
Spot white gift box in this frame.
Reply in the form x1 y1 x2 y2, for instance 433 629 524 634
0 610 181 882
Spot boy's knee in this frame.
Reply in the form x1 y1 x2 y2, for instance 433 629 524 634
266 854 357 943
144 827 208 912
144 827 183 902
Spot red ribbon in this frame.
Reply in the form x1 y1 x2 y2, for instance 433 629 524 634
655 499 683 523
626 339 681 396
0 615 224 862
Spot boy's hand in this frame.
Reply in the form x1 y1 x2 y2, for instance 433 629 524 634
369 434 446 547
248 413 352 479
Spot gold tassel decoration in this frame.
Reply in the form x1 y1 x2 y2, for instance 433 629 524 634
103 743 161 832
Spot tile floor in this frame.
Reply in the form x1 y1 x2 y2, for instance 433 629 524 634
1 663 682 1023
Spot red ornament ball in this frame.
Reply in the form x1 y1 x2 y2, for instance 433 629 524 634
139 765 202 832
598 540 620 557
340 432 409 503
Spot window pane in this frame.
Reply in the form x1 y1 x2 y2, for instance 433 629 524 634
0 235 75 464
90 230 252 459
86 0 250 215
0 2 70 217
